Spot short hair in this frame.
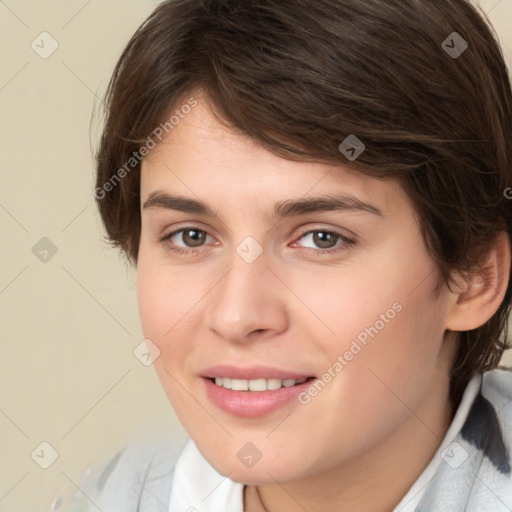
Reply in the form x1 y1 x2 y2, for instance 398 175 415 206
94 0 512 414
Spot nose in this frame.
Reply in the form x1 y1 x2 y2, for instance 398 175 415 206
204 251 289 344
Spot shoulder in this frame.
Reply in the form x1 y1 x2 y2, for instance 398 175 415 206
481 366 512 425
51 434 190 512
463 367 512 510
463 367 512 474
416 367 512 511
482 365 512 396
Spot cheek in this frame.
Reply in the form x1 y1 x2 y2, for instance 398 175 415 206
137 271 169 342
136 263 194 421
136 253 203 392
333 291 446 426
136 252 196 341
310 240 446 369
280 299 448 477
136 262 198 418
287 256 447 441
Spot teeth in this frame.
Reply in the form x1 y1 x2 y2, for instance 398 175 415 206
248 378 267 391
231 379 249 391
267 378 282 390
213 377 307 391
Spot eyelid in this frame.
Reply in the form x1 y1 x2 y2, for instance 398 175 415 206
159 220 210 238
293 223 357 241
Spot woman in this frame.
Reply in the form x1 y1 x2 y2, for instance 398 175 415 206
54 0 512 510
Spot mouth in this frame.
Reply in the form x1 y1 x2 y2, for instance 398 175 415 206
200 366 317 417
199 364 317 418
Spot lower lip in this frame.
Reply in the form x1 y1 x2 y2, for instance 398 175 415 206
202 377 316 417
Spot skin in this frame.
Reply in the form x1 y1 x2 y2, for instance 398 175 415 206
136 94 509 512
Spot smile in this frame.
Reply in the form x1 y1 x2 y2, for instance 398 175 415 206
202 374 317 417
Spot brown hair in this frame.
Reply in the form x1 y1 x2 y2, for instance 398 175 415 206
94 0 512 414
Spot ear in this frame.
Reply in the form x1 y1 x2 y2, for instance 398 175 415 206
445 231 511 332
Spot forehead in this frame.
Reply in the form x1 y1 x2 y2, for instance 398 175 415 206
141 98 404 217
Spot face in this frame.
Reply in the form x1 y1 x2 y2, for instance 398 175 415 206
136 95 456 485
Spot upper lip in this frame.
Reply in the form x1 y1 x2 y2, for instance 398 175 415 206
201 364 315 380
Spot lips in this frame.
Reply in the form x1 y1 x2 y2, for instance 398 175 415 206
202 377 316 417
200 364 317 417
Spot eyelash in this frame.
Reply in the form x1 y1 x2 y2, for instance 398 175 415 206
159 226 356 256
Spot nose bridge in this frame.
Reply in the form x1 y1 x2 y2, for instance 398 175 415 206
222 232 269 304
205 243 287 341
215 247 269 322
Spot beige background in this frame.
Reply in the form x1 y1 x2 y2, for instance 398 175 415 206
0 1 511 510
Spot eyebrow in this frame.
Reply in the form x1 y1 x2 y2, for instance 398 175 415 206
142 191 384 219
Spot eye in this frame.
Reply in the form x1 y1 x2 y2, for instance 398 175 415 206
159 226 355 256
292 229 355 254
160 227 214 254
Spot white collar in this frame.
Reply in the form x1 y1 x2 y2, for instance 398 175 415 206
168 440 244 512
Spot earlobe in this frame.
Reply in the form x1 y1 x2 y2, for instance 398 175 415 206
445 231 511 332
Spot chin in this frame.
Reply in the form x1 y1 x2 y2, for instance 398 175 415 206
197 439 307 484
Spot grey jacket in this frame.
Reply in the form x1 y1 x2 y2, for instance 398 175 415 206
52 368 512 511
